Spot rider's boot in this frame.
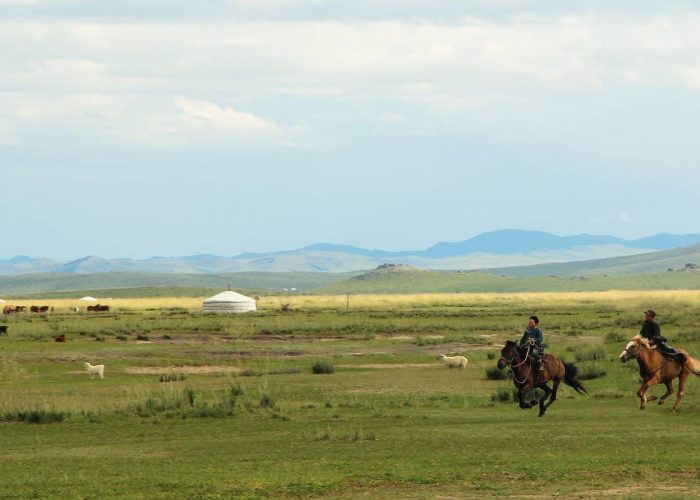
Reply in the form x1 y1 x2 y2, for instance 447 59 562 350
535 361 546 384
676 352 687 365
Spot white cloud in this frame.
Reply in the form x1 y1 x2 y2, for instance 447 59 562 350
174 97 277 134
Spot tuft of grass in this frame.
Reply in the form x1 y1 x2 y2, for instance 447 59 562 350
311 361 334 374
1 410 69 424
259 393 276 408
159 373 187 383
575 347 607 362
485 367 508 380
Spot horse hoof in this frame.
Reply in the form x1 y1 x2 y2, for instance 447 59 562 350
538 413 545 417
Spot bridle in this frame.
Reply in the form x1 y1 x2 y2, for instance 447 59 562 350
499 343 532 384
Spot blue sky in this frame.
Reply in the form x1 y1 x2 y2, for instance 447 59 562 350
1 1 699 259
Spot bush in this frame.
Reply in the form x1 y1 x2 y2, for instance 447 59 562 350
159 373 187 382
578 366 607 380
604 332 626 344
575 348 606 362
1 410 69 424
136 334 150 341
312 361 334 374
485 367 508 380
486 352 496 360
490 388 516 402
259 393 276 408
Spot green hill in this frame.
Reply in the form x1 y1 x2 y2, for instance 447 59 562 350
482 243 700 276
319 265 700 294
0 271 358 297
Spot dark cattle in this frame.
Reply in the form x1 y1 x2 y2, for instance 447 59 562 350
39 306 50 313
15 306 26 313
0 325 8 335
54 334 66 342
30 305 40 313
88 304 110 312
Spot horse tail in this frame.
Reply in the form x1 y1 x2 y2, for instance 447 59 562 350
564 362 588 395
686 356 700 376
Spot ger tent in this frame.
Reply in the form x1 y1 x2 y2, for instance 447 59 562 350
202 291 256 314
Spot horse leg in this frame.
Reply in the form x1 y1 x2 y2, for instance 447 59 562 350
517 385 532 409
537 383 553 417
671 371 689 413
658 381 674 405
637 380 651 410
540 378 560 415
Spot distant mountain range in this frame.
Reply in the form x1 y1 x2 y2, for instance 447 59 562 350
2 229 700 275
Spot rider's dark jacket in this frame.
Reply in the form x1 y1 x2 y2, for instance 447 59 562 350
640 319 684 362
519 327 543 350
640 320 661 342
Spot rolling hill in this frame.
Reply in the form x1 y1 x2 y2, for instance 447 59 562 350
2 230 700 275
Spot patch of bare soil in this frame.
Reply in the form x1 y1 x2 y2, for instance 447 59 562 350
337 363 438 369
124 365 242 374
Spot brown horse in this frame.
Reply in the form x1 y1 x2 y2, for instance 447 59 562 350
619 336 700 413
497 340 588 417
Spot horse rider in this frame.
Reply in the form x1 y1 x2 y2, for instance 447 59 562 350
518 315 545 382
640 309 686 364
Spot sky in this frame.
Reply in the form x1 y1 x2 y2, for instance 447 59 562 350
1 1 700 260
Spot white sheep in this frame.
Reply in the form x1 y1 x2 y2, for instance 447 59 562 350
437 354 468 369
84 362 104 379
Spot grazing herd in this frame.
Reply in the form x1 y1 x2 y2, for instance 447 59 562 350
2 304 109 314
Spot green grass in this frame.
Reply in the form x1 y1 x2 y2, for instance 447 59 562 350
1 293 699 498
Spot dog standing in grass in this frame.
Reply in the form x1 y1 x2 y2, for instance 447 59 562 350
84 362 105 379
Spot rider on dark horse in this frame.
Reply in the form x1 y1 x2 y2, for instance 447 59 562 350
518 315 545 383
640 309 686 364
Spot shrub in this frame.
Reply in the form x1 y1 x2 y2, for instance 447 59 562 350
136 334 150 341
486 352 496 360
604 332 626 343
575 348 606 362
1 410 69 424
485 367 508 380
259 393 276 408
312 361 334 374
578 366 607 380
159 373 187 383
490 388 516 402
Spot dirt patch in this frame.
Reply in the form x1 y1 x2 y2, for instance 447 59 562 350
337 363 438 369
124 365 242 374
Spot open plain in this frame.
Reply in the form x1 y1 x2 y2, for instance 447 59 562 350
1 291 699 498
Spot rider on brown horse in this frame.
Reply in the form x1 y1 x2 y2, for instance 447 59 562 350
519 315 545 383
640 309 686 364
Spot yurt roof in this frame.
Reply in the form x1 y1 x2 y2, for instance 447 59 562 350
79 296 97 301
203 291 255 304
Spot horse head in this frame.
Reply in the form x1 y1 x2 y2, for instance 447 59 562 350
497 340 520 369
619 336 648 363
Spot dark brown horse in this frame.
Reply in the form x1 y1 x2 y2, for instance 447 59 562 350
497 340 587 417
619 336 700 413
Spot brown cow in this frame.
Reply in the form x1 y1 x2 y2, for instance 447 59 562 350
30 305 40 313
54 334 66 342
3 305 16 315
15 306 26 313
98 305 110 312
39 306 50 313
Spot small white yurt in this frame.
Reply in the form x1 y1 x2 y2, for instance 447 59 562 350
79 296 97 301
202 291 256 314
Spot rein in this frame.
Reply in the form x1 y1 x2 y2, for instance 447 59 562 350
499 343 532 384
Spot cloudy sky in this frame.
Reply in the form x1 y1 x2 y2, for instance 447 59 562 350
2 1 700 259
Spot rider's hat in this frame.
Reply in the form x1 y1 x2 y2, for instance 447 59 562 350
643 308 656 317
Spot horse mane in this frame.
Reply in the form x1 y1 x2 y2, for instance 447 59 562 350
632 335 651 349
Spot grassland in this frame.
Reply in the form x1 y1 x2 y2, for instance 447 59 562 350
1 292 699 498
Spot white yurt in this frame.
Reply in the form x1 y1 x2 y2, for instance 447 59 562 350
202 291 256 314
